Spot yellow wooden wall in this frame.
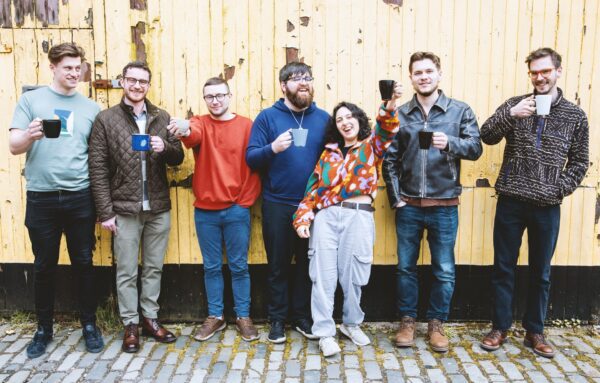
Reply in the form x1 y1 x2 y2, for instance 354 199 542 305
0 0 598 267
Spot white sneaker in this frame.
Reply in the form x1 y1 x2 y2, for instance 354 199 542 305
340 324 371 346
319 336 341 357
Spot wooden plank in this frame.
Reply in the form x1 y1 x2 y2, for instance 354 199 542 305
259 0 275 109
450 0 467 102
323 1 338 109
103 0 130 107
470 187 487 265
67 0 94 29
553 193 572 265
566 188 584 266
579 188 596 266
234 0 250 117
482 189 497 265
457 188 474 265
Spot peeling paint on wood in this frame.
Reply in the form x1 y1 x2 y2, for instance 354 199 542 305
383 0 403 6
0 0 12 27
287 20 294 32
42 40 49 53
35 0 60 27
300 16 310 26
286 47 298 63
13 0 34 26
84 7 92 27
131 22 146 62
129 0 146 10
223 65 235 80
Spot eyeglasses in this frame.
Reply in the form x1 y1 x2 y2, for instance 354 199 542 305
287 76 314 83
203 93 229 102
123 77 150 87
528 68 554 79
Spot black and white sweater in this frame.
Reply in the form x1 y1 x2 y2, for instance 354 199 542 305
481 88 589 206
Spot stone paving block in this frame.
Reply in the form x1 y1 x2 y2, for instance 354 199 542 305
173 335 189 350
77 349 101 368
403 359 421 376
156 364 175 381
189 369 207 383
222 329 236 346
164 351 179 365
176 355 194 375
554 352 578 372
386 370 406 383
3 333 19 343
253 343 267 358
249 358 265 375
499 361 525 380
447 375 469 383
527 370 550 382
305 354 321 370
180 326 193 336
576 360 600 377
382 352 400 369
5 339 28 353
111 351 134 370
57 351 83 371
48 344 69 361
27 373 48 383
362 345 376 360
288 340 302 359
453 346 474 363
138 340 155 357
427 368 447 383
503 342 521 355
126 356 145 372
585 335 600 349
567 374 590 383
150 343 168 360
100 339 122 360
141 360 160 379
0 353 12 369
172 375 190 383
102 371 122 383
286 359 301 377
441 357 459 374
407 377 424 382
516 358 537 370
541 362 565 378
63 331 82 346
185 339 202 356
121 371 140 381
326 363 340 379
196 354 214 369
226 370 243 383
307 341 320 354
364 360 382 380
284 378 300 383
567 336 596 353
208 361 228 379
272 342 285 351
480 360 502 375
264 371 282 383
418 349 437 367
304 370 321 383
463 362 489 383
62 368 85 383
231 352 247 369
87 360 110 381
344 354 359 369
6 370 31 383
488 375 507 382
345 369 363 383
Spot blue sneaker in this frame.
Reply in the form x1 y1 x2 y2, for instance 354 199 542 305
82 323 104 353
26 326 53 359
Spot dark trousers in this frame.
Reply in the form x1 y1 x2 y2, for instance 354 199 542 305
261 200 311 322
25 189 98 329
491 195 560 333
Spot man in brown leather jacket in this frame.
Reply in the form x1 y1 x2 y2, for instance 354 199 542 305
89 61 184 353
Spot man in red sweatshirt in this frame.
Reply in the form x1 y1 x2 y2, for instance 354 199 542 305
168 77 261 342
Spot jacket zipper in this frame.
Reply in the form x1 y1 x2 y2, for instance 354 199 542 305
419 107 429 198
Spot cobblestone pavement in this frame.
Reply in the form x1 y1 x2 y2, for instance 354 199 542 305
0 322 599 382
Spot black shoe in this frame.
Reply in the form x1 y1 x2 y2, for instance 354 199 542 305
82 323 105 353
26 326 53 359
268 321 286 343
294 318 319 340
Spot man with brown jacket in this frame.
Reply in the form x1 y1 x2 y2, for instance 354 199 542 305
89 61 184 353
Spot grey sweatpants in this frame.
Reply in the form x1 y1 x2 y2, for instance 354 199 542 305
308 205 375 338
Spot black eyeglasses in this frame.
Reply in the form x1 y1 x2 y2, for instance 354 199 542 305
203 94 229 102
123 77 150 87
287 76 314 83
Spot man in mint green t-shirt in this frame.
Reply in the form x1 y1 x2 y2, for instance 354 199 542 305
9 42 104 359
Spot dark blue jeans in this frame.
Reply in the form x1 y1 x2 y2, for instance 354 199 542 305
491 195 560 333
25 189 97 329
262 200 311 322
395 205 458 321
195 205 251 318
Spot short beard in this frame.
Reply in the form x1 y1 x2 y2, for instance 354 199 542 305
416 86 438 98
286 88 314 109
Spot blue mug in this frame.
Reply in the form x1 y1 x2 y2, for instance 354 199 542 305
132 134 150 151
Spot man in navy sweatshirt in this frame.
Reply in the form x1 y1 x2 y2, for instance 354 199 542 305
246 62 329 343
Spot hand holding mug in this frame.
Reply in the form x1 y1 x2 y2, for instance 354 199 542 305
271 129 293 153
27 118 44 141
432 132 449 150
150 136 165 152
510 95 536 118
385 82 403 111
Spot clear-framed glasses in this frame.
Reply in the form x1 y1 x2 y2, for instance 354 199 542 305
528 68 554 79
203 93 229 102
287 75 314 83
123 77 150 87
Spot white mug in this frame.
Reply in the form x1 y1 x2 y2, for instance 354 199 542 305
535 95 552 116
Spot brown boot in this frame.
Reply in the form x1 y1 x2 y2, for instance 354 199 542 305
194 316 226 341
141 317 177 343
524 332 555 358
236 317 259 341
122 323 140 353
427 319 449 353
480 329 508 351
395 316 416 347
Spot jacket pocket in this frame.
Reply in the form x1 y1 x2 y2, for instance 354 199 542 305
446 154 457 181
351 252 373 286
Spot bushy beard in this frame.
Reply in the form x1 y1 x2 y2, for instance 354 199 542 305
286 87 314 109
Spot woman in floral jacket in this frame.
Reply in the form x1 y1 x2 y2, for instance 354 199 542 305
293 83 402 357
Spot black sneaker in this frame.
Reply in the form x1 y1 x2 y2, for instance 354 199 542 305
268 321 286 343
294 318 319 340
82 323 105 353
26 326 53 359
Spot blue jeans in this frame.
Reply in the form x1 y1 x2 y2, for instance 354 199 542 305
491 196 560 333
395 205 458 321
262 200 311 322
195 205 251 317
24 189 97 328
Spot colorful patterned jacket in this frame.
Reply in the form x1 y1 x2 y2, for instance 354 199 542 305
293 106 399 229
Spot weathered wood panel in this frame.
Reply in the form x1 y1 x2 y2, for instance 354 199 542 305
0 0 598 267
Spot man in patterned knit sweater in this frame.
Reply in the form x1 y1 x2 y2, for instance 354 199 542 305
479 48 589 358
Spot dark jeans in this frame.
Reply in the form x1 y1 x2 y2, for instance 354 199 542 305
262 200 311 322
25 189 98 329
491 195 560 334
395 205 459 321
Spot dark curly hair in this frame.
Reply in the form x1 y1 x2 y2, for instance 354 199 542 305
324 101 371 147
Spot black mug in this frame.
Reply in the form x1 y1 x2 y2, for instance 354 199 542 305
418 131 433 149
42 119 61 138
379 80 395 101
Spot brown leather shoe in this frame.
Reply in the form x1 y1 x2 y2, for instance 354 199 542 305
194 316 226 341
236 317 259 341
122 323 140 353
141 317 176 343
524 332 555 358
427 319 449 353
480 329 508 351
395 316 416 347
